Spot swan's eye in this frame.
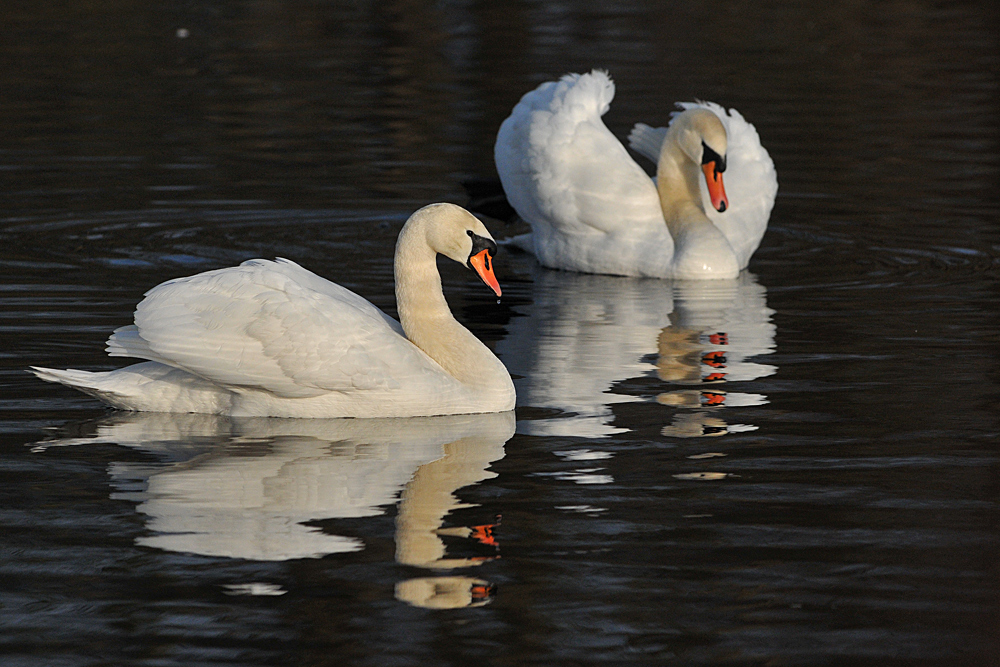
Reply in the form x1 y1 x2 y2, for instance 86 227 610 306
701 141 727 174
466 232 499 270
467 229 474 238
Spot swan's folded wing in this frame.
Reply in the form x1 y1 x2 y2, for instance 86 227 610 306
495 70 664 237
678 102 778 268
107 259 424 398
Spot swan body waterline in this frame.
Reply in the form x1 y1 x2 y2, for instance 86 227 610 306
494 70 777 279
32 203 515 418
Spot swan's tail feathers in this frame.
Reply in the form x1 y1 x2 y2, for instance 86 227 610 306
30 366 130 405
32 366 103 388
31 363 230 414
627 123 668 165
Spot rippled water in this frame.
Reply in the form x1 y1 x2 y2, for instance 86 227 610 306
2 1 998 665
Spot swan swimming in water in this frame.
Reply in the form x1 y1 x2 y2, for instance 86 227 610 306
494 69 778 279
32 203 515 418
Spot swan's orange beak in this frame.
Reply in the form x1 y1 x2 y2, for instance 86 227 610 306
702 162 729 213
469 249 501 297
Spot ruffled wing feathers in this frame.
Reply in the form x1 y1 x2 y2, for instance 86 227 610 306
495 70 665 239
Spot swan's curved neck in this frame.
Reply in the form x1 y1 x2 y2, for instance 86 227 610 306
654 124 739 278
655 132 710 235
394 219 502 387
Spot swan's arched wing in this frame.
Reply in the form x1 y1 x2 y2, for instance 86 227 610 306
495 71 665 238
107 259 428 398
626 123 667 165
630 103 778 269
692 103 777 268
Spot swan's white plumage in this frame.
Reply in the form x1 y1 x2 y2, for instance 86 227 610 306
495 70 777 279
496 71 671 277
32 204 515 418
631 101 778 269
109 258 408 398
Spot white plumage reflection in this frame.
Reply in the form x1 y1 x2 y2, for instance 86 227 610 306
497 267 775 438
33 411 513 607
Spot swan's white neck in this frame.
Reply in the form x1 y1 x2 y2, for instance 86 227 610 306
656 130 711 236
393 217 508 390
655 124 740 279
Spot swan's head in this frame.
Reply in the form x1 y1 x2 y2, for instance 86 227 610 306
414 203 502 297
672 108 729 213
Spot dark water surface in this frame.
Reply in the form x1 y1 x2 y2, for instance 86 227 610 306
2 1 999 665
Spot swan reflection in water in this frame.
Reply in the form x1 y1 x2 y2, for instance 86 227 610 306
498 266 775 439
34 411 514 609
655 276 776 437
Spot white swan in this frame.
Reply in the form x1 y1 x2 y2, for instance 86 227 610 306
31 203 516 418
494 69 778 279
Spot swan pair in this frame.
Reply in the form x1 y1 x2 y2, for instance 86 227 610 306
33 70 777 418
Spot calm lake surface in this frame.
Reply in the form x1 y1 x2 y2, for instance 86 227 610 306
2 1 998 665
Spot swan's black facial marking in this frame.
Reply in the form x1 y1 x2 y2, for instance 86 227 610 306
701 141 727 174
466 229 498 270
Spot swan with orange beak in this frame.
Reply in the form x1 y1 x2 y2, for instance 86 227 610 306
650 107 739 279
466 230 501 297
495 70 777 279
33 203 515 418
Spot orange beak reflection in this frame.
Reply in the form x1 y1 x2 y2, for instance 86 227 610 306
702 162 729 213
469 249 501 297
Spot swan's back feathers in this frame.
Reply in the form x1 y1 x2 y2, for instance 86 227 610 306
107 258 422 398
629 101 778 269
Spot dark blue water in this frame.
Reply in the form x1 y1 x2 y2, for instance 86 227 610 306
2 1 998 665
